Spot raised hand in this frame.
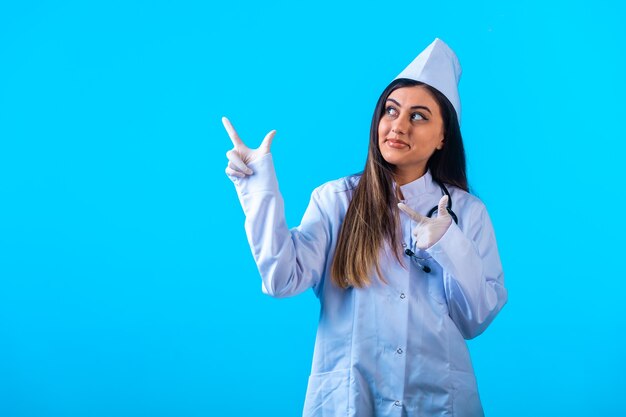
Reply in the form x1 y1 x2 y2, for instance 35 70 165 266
398 195 452 250
223 116 276 178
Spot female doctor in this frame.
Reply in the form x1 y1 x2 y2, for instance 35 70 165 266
223 39 507 417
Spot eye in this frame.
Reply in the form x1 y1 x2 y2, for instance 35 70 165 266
385 106 398 116
411 112 427 121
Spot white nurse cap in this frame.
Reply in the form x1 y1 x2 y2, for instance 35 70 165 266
395 38 462 122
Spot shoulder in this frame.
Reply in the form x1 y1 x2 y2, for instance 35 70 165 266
445 184 490 227
313 173 361 197
447 185 485 208
307 174 361 216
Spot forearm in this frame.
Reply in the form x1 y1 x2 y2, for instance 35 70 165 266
426 212 507 339
232 154 324 297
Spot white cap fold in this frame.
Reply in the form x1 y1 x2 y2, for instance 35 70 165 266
395 38 462 122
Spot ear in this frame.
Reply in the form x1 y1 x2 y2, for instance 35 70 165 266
436 137 445 150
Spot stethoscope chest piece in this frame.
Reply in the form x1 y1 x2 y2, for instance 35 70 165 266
404 248 431 273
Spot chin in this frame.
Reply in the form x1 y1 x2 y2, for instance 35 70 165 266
380 153 403 167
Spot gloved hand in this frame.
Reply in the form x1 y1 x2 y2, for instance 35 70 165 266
398 195 452 250
223 116 276 178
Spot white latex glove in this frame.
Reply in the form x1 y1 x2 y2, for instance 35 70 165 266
398 195 453 250
222 116 276 178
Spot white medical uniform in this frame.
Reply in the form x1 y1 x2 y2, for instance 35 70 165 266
230 153 507 417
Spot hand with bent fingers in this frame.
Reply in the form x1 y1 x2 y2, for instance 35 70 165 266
397 195 453 250
222 116 276 178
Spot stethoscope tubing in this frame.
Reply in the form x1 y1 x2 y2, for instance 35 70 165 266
426 181 458 224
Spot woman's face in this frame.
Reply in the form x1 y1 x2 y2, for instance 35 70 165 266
378 85 445 184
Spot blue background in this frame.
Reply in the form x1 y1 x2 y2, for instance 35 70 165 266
1 0 625 416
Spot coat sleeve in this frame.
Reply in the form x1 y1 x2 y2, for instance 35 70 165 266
229 153 331 298
426 201 508 339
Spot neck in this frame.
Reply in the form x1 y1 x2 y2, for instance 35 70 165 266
393 165 426 186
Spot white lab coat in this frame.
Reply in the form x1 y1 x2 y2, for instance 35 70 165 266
230 153 507 417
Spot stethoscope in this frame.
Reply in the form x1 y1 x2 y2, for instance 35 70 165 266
404 180 458 273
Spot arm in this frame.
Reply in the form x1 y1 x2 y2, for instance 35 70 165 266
222 117 330 298
426 203 507 339
231 154 330 298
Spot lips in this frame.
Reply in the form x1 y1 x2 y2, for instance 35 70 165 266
385 138 409 149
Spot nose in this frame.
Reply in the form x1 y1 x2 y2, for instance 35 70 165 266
391 117 408 135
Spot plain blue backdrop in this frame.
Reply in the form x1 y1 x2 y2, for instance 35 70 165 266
1 0 625 416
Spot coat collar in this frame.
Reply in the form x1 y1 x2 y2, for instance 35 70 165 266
397 169 438 199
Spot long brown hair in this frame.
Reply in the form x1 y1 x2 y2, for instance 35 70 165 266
330 78 468 289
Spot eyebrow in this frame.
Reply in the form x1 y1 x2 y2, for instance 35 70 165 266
386 98 432 115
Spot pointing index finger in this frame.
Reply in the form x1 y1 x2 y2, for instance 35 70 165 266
222 117 243 147
398 202 425 222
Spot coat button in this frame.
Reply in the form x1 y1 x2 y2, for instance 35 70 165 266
394 400 402 407
396 347 403 354
400 292 406 299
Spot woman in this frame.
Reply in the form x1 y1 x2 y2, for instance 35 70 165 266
224 39 507 417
